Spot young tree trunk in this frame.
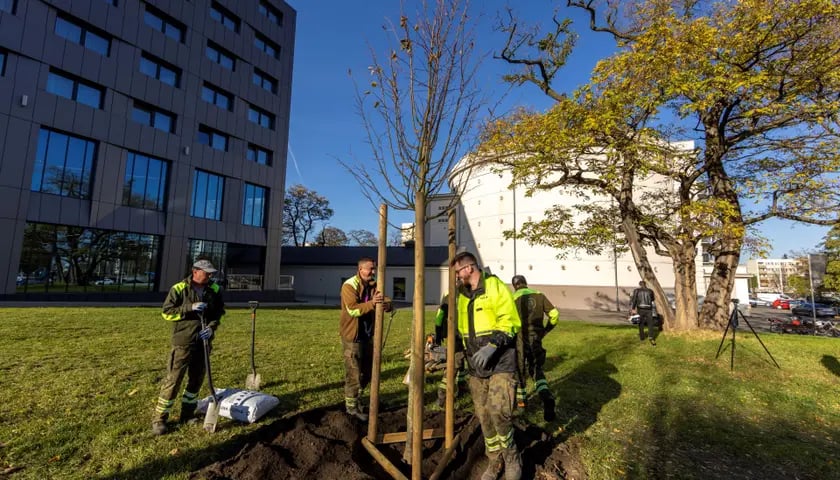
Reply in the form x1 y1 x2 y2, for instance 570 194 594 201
405 196 427 474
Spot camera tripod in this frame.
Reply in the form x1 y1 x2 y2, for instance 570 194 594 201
715 300 780 370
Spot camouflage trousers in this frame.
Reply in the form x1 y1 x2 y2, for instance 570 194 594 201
154 343 207 421
468 372 517 458
521 334 554 399
342 338 373 405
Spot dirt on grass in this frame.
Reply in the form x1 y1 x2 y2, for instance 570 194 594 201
190 406 586 480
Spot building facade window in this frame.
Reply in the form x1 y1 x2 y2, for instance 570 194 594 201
258 0 282 26
131 101 175 133
143 4 185 42
17 223 161 293
186 239 226 278
209 2 239 32
1 0 16 14
242 183 266 227
123 152 168 211
247 105 274 129
197 125 229 151
246 144 271 165
139 53 180 87
31 128 96 199
54 15 110 56
46 70 104 109
253 32 280 59
191 170 224 220
0 51 7 76
206 41 235 70
201 83 233 111
252 68 277 93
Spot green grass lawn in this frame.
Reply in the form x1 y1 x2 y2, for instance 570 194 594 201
0 307 838 479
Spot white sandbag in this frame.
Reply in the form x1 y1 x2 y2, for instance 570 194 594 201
196 388 279 424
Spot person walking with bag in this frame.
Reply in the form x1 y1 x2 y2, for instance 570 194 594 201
630 280 657 346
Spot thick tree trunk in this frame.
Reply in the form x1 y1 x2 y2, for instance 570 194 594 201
700 244 741 328
671 243 699 330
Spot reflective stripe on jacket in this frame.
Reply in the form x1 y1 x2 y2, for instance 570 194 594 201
161 278 225 346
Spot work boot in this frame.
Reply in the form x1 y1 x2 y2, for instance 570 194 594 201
151 420 168 436
179 403 197 424
541 394 556 422
501 447 522 480
346 405 369 422
480 454 503 480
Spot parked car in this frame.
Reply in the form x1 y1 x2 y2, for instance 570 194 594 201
94 278 115 286
772 298 791 310
791 302 839 318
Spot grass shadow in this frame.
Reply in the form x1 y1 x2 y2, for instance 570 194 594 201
821 355 840 377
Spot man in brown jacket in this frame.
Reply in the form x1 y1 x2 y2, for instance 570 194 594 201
340 256 388 421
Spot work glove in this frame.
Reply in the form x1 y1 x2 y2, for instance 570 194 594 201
198 326 214 340
471 344 498 370
192 302 207 312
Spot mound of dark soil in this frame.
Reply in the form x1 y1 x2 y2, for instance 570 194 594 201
190 406 586 480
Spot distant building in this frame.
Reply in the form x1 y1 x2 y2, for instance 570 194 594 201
746 258 801 294
0 0 295 300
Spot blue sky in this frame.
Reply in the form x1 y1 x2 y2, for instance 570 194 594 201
284 0 829 258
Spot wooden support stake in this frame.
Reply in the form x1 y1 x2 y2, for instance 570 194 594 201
445 208 457 448
368 204 388 443
361 437 408 480
376 428 445 445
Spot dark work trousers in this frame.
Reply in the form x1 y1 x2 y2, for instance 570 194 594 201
342 338 373 403
154 343 207 421
637 307 657 341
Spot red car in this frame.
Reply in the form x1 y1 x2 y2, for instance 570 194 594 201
772 298 791 310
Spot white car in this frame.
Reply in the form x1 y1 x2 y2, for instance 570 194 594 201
94 278 115 285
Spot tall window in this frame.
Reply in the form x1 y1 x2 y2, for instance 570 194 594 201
392 277 406 301
31 128 96 199
123 152 168 210
201 83 233 111
247 105 274 129
206 41 235 70
0 51 7 76
144 4 185 42
247 144 271 165
258 0 282 26
55 15 110 56
139 53 180 87
209 2 239 32
191 170 224 220
242 183 266 227
197 125 229 151
253 32 280 59
252 68 277 93
46 70 104 109
1 0 16 14
132 101 175 133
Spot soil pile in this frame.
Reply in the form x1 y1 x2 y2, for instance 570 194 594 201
190 406 586 480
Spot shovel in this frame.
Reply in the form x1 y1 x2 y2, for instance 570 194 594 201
200 312 221 433
245 301 262 390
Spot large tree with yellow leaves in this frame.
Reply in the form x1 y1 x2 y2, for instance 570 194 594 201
479 0 840 329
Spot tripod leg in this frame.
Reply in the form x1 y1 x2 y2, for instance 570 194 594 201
739 311 781 369
715 313 733 359
730 326 735 370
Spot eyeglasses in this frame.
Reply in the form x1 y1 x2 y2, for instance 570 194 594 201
456 264 475 274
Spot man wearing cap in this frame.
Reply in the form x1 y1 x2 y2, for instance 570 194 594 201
151 258 226 435
451 251 523 480
511 275 559 422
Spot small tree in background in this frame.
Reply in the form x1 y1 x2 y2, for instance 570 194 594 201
315 226 349 246
282 185 334 246
348 229 377 246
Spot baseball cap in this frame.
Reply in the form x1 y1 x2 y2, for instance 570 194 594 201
192 259 218 273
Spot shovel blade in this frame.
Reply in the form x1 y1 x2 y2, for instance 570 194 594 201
203 400 220 433
246 373 262 391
